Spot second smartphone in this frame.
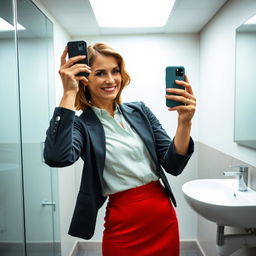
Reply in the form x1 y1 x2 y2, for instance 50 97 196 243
67 40 89 76
165 66 185 108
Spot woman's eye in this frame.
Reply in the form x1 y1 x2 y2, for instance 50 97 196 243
113 68 120 74
95 71 104 76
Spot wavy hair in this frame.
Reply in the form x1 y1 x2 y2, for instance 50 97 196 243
75 43 131 110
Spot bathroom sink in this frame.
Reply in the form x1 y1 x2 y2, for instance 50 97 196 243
182 179 256 228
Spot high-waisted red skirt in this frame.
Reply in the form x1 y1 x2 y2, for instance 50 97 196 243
102 180 179 256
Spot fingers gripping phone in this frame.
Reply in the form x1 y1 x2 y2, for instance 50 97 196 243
67 40 89 76
165 66 185 108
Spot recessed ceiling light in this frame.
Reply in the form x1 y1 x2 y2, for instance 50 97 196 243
0 17 26 31
244 15 256 25
89 0 175 28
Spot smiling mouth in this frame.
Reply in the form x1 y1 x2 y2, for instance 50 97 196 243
101 86 116 92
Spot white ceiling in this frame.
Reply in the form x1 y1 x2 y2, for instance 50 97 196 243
38 0 228 37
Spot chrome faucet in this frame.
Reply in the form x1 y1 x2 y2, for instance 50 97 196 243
223 165 248 191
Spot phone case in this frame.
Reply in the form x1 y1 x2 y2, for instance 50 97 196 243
165 66 185 108
67 40 88 76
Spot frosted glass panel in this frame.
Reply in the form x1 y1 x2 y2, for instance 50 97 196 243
17 0 60 255
0 1 59 255
0 0 26 255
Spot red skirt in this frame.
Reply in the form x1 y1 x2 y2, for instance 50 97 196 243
102 180 179 256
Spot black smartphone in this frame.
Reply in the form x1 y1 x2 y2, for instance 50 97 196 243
166 66 185 108
67 40 89 76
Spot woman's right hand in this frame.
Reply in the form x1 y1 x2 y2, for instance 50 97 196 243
59 46 91 95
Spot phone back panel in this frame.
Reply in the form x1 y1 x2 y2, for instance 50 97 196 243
165 66 185 108
67 40 88 76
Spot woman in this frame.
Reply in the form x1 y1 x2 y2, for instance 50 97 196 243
44 42 196 256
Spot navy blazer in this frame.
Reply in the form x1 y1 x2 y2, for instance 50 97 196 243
44 101 194 239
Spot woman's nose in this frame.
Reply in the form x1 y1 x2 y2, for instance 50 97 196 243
106 73 115 84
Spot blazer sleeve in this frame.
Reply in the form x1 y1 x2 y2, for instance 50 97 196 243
43 107 84 167
141 102 194 176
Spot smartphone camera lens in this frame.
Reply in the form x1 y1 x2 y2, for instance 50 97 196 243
176 68 184 77
78 42 85 51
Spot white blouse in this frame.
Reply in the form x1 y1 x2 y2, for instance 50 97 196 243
92 105 159 196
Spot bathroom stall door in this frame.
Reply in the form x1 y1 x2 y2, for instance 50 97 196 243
0 0 26 255
16 0 60 255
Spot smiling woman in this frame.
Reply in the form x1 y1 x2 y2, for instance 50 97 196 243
44 41 195 256
85 55 122 112
75 43 131 112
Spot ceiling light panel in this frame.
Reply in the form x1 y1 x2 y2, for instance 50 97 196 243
89 0 175 28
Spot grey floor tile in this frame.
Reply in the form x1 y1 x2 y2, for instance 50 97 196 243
79 250 200 256
180 251 200 256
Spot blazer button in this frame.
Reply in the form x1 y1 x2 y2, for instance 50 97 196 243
55 115 60 122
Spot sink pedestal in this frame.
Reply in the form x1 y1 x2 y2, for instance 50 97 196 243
216 225 256 256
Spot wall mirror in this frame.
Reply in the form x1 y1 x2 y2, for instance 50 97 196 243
234 14 256 149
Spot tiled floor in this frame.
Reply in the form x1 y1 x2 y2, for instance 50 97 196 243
78 250 200 256
0 248 200 256
181 251 200 256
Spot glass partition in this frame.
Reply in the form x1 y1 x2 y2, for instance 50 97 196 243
0 0 60 255
0 0 26 255
16 0 60 255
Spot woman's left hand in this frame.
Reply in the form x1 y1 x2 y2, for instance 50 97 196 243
166 75 196 125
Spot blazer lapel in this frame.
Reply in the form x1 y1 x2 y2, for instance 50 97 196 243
120 104 158 164
81 104 158 183
81 108 106 185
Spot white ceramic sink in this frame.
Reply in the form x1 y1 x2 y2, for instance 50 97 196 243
182 179 256 228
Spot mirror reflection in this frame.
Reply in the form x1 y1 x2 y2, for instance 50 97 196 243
234 14 256 149
1 0 256 256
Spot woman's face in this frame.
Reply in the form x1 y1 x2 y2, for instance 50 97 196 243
86 54 122 107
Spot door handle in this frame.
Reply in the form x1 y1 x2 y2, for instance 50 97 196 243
41 200 56 211
41 142 45 163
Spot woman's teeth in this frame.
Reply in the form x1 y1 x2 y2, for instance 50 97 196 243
102 87 115 92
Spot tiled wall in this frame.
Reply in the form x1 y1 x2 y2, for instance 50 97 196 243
197 142 256 256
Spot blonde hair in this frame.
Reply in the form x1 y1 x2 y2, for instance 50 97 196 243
75 43 131 110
